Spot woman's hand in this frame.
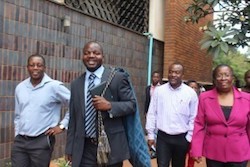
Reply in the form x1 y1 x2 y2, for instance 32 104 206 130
193 156 202 163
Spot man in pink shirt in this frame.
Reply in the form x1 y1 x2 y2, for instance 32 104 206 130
145 71 161 115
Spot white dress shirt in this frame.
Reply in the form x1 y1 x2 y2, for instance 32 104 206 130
84 65 104 105
146 82 198 142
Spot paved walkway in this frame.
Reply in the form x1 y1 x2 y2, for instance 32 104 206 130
51 158 250 167
123 159 250 167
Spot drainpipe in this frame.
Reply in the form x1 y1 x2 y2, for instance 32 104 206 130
143 32 153 86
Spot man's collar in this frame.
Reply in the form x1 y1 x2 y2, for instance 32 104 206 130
86 65 104 79
27 73 52 88
151 83 161 87
168 82 183 90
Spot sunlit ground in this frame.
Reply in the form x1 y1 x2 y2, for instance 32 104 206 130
50 158 250 167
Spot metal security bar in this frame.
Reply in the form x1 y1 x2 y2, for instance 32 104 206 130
65 0 149 33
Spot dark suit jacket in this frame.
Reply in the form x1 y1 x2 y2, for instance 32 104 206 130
65 67 136 167
145 85 151 114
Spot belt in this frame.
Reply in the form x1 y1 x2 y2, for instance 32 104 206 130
19 133 45 140
85 137 97 145
158 130 187 137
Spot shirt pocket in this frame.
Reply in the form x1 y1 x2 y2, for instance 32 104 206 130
177 99 190 116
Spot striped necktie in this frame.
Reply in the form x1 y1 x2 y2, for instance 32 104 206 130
85 73 96 138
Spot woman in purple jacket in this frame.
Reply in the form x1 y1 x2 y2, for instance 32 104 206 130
191 64 250 167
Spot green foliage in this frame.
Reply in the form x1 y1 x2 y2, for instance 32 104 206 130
213 51 250 86
186 0 250 57
4 159 71 167
200 24 237 57
5 162 11 167
52 158 71 167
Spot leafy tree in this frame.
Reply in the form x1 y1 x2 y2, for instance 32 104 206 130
185 0 250 57
213 51 250 87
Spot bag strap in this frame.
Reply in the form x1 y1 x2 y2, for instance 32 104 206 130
98 67 117 137
100 68 117 97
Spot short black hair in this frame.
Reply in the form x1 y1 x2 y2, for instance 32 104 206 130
27 54 46 66
83 41 103 54
244 69 250 79
186 80 199 86
152 71 161 77
212 64 234 80
169 62 184 74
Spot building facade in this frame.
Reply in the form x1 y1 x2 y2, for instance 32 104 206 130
0 0 163 164
163 0 213 83
0 0 212 165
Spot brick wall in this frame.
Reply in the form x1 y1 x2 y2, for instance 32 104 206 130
164 0 213 83
0 0 164 165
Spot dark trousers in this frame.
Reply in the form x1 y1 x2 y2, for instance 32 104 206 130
79 138 122 167
206 158 248 167
11 134 55 167
156 130 189 167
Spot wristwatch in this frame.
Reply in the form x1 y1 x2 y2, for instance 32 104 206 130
59 124 65 130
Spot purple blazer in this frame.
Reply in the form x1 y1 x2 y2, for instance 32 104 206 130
190 87 250 162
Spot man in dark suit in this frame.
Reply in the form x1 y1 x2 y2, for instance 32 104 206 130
145 71 161 114
65 41 136 167
144 71 161 159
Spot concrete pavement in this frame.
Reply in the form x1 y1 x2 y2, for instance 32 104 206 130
123 158 250 167
51 158 250 166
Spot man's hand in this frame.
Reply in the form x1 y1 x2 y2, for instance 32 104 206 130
65 154 72 165
92 96 111 111
45 126 63 136
147 139 155 149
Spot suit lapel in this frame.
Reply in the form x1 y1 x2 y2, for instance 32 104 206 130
227 101 237 124
227 88 241 124
100 67 112 119
209 89 227 124
76 73 86 118
101 67 111 82
211 98 227 124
